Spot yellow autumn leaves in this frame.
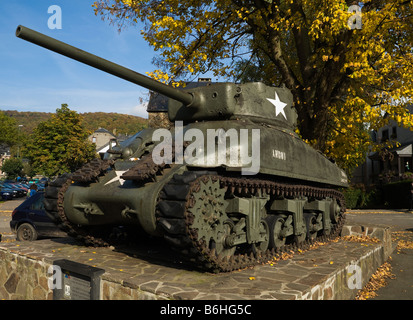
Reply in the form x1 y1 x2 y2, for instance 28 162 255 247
94 0 413 173
126 0 232 78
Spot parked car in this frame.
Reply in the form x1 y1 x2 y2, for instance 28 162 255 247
10 192 66 241
1 187 18 200
2 183 26 197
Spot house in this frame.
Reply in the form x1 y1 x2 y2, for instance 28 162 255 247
352 106 413 185
0 144 11 177
88 128 116 150
88 128 131 159
88 128 117 159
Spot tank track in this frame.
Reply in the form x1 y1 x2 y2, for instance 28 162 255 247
157 171 346 272
44 158 346 272
71 158 114 183
121 153 170 181
44 159 114 247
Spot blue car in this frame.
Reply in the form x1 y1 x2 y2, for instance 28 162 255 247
3 183 27 197
10 192 66 241
1 187 18 200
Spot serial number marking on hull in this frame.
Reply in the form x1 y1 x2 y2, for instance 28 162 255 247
272 149 286 160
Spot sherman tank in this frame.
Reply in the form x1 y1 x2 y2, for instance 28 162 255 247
16 25 348 272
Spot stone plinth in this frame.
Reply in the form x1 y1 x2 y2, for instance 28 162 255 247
0 225 393 300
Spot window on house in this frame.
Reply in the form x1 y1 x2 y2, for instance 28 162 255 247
382 129 389 142
391 126 397 139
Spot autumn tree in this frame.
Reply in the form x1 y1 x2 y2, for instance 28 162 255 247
25 104 97 177
94 0 413 172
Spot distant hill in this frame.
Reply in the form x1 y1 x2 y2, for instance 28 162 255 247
3 110 148 136
81 112 148 136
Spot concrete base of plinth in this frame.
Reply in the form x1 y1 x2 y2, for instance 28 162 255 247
0 224 394 300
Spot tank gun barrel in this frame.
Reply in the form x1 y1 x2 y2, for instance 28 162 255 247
15 25 194 106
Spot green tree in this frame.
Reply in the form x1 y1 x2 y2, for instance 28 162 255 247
1 157 23 180
22 162 36 178
25 104 97 176
0 111 19 146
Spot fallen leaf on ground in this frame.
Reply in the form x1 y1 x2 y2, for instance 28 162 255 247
355 261 395 300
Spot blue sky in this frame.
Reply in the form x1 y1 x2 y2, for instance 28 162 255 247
0 0 162 118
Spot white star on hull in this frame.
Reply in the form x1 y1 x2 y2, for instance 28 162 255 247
104 170 127 186
267 92 287 119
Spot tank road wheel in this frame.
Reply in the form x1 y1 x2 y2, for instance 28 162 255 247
188 178 236 259
330 200 341 224
304 212 318 242
254 219 270 253
292 214 307 245
266 215 287 250
293 231 307 245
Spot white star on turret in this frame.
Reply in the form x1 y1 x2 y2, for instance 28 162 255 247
267 92 287 119
104 170 127 186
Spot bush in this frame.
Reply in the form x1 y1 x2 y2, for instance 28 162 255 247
344 187 362 209
343 185 383 209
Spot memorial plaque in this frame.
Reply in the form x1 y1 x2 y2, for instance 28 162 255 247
62 272 92 300
53 259 105 300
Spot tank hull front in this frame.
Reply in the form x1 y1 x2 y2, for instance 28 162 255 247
63 163 186 236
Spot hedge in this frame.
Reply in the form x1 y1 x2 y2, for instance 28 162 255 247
382 179 413 209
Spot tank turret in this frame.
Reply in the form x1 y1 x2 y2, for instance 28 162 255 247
17 25 347 272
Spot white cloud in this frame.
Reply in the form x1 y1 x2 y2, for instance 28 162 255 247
129 102 149 118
